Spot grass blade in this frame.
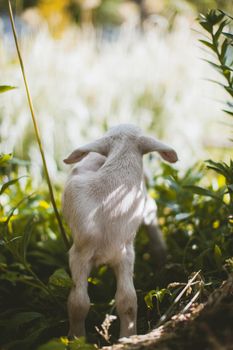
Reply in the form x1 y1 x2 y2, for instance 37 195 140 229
7 0 70 249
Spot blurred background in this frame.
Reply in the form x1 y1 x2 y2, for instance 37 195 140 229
0 0 232 181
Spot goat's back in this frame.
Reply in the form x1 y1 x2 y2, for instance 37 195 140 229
62 153 146 265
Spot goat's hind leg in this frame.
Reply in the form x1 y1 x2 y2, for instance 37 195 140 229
113 244 137 338
68 244 92 338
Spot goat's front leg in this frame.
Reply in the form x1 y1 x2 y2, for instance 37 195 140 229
68 244 92 338
113 244 137 338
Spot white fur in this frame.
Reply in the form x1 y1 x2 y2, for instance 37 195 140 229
62 124 178 338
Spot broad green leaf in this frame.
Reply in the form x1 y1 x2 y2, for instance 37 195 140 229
0 175 28 195
0 85 16 94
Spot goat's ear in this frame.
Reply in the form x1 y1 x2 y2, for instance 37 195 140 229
64 137 109 164
139 136 178 163
63 149 88 164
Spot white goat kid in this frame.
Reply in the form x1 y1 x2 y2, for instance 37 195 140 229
62 124 178 339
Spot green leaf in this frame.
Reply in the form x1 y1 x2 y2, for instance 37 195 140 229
219 10 233 21
221 39 229 63
0 153 12 165
214 20 228 42
202 59 223 72
199 20 212 33
0 85 17 94
207 10 225 25
48 268 72 288
206 160 232 180
144 288 171 309
184 185 221 200
144 290 154 309
0 176 28 195
5 192 36 225
205 79 225 88
199 39 215 51
223 109 233 116
224 86 233 97
222 32 233 40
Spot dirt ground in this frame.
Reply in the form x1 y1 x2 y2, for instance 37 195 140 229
102 274 233 350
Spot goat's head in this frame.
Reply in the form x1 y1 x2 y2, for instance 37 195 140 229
63 124 178 164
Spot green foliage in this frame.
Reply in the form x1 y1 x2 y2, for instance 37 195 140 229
0 155 233 347
37 336 95 350
0 154 70 350
0 85 16 94
144 288 171 310
199 10 233 119
154 163 233 276
0 175 28 195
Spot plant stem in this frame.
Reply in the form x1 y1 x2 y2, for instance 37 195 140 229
7 0 70 250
